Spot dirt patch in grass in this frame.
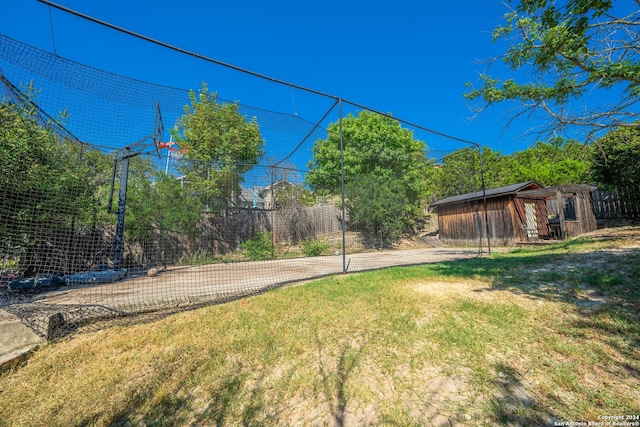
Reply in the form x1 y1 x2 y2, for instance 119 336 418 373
584 225 640 242
406 230 640 425
412 280 525 303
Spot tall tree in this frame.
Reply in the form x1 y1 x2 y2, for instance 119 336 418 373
465 0 640 140
591 124 640 193
345 175 411 245
510 138 591 186
124 164 202 266
306 110 429 201
0 100 95 275
433 139 591 202
172 84 264 213
436 147 510 199
306 110 430 238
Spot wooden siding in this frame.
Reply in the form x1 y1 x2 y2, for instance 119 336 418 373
435 185 598 247
565 191 597 237
437 197 516 247
513 198 550 241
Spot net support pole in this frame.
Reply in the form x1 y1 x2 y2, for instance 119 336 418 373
113 146 131 270
478 145 491 254
339 99 347 274
270 166 276 258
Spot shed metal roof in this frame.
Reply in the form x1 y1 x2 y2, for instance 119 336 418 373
430 181 542 208
517 184 597 198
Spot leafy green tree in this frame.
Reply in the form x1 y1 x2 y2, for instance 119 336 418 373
172 84 264 213
465 0 640 139
591 125 640 193
436 148 479 198
345 175 411 245
118 155 159 243
435 139 591 201
0 100 96 275
436 147 511 198
124 164 202 266
510 138 591 186
306 110 430 236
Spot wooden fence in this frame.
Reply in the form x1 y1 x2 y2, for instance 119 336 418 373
592 189 640 219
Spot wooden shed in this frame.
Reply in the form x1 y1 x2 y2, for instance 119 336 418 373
430 181 598 247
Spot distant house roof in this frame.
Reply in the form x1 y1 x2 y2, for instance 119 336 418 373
430 181 542 208
258 180 295 197
238 186 260 205
236 181 297 209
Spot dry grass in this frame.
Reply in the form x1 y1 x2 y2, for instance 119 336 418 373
0 227 639 426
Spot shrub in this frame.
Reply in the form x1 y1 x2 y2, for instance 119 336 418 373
241 231 274 261
179 249 216 265
301 239 329 257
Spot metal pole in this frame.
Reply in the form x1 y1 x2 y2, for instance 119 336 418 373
113 147 130 270
270 165 276 258
339 99 347 273
164 135 172 174
478 145 491 254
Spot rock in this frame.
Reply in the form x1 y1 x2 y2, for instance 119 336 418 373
46 313 65 340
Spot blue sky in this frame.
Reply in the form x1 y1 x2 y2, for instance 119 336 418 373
0 0 589 158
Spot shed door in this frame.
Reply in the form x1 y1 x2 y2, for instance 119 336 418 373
524 202 538 239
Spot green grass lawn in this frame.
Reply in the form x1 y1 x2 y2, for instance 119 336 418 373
1 231 639 426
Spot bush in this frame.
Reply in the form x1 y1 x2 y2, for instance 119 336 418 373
301 239 329 257
178 249 216 265
241 231 274 261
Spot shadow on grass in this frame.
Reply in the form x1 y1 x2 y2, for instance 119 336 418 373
424 242 640 420
427 243 640 312
112 331 372 426
488 363 556 426
315 331 368 427
56 238 639 426
89 359 278 426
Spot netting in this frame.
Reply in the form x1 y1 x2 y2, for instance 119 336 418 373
0 33 486 339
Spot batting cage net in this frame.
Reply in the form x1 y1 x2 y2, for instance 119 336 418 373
0 33 488 339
